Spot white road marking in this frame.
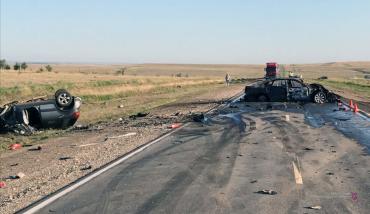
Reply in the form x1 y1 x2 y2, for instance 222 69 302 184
21 124 188 214
292 161 303 185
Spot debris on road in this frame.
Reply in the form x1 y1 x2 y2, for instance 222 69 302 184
80 165 92 171
169 123 181 129
304 205 322 210
285 115 290 122
250 180 258 183
326 172 334 175
118 105 124 108
192 113 205 122
9 172 26 179
10 163 18 167
104 132 137 141
59 156 72 161
9 144 22 150
129 112 149 119
0 181 6 188
28 146 42 151
318 76 328 80
255 189 277 195
72 124 89 131
303 147 314 151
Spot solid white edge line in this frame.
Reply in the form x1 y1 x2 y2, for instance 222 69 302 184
22 124 189 214
22 93 243 214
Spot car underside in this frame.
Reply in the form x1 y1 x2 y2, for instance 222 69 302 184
0 89 81 135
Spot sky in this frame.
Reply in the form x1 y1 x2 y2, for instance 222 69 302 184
1 0 370 64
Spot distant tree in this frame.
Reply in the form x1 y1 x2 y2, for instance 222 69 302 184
14 62 21 71
5 64 11 70
21 62 28 71
116 67 127 75
0 59 6 70
45 65 52 72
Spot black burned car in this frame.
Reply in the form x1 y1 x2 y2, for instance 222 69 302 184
244 78 337 103
0 89 81 134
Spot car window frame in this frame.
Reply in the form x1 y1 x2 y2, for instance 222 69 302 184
290 79 304 88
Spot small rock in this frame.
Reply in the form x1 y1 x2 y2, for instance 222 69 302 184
118 105 124 108
326 172 334 175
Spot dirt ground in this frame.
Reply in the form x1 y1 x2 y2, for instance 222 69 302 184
0 84 244 214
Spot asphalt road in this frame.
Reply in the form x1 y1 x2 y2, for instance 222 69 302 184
34 102 370 214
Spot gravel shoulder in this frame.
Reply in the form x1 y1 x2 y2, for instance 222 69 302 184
0 84 244 214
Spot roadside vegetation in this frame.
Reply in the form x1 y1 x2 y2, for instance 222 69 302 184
315 79 370 101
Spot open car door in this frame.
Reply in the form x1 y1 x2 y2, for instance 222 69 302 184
267 80 287 101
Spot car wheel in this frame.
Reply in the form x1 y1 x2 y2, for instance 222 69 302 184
55 89 73 107
313 91 327 103
257 94 268 102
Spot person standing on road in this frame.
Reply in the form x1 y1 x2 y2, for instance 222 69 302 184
225 73 231 86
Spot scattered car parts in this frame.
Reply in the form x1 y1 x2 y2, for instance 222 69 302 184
0 89 81 135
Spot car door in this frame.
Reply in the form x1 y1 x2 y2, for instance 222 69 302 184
267 80 287 101
288 79 309 101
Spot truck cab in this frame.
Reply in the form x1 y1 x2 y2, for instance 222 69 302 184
265 62 279 78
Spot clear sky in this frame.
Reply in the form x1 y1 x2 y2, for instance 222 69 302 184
1 0 370 64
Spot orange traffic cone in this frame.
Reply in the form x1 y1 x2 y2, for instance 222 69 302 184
349 100 354 109
353 104 359 113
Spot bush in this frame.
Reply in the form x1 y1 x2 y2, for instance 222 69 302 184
45 65 52 72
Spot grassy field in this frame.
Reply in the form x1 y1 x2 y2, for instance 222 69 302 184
1 61 370 123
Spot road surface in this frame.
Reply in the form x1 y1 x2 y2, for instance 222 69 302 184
30 102 370 214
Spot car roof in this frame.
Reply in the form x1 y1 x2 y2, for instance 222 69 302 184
264 78 303 82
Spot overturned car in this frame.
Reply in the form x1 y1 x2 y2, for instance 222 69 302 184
0 89 81 134
244 78 337 103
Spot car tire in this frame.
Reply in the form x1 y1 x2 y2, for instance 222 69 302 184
313 91 327 103
257 94 268 102
55 89 73 107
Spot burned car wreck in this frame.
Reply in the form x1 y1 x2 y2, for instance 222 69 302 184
244 78 337 103
0 89 81 134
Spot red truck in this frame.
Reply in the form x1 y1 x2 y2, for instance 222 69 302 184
265 62 279 78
